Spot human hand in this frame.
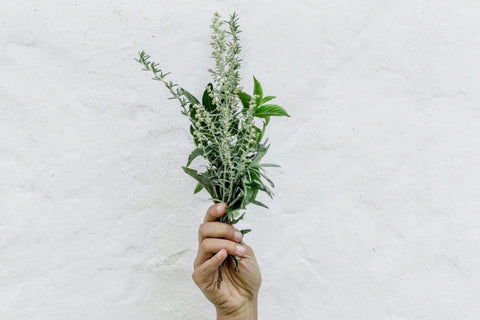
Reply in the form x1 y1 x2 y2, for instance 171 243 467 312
192 203 262 319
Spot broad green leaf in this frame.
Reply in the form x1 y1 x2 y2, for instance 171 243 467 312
261 96 276 104
238 91 252 109
253 76 263 103
254 104 290 118
181 88 200 105
202 83 214 112
193 182 203 194
186 148 203 167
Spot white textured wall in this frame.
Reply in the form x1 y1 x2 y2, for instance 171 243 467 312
1 1 480 319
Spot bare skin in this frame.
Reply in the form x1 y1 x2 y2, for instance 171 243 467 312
192 203 262 319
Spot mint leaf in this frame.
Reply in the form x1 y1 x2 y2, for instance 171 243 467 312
254 104 290 118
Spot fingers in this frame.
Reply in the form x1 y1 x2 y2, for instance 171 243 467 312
198 221 243 243
193 203 249 285
195 238 247 268
192 249 227 285
204 203 226 222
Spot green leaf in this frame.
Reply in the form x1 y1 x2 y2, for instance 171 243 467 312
189 103 196 118
202 83 214 112
251 186 259 200
253 76 263 104
182 167 215 197
250 143 270 165
258 163 280 168
250 179 274 198
254 104 290 118
193 182 204 194
186 148 203 167
238 91 252 107
253 126 263 143
259 170 275 188
181 88 200 105
251 200 269 209
240 229 252 235
261 96 276 104
232 212 245 224
238 91 252 116
189 124 200 146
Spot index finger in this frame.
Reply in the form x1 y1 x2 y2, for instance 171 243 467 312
204 203 227 222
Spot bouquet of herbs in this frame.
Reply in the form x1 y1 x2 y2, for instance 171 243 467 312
136 12 289 274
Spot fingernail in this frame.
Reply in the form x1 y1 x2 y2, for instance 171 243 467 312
234 231 243 242
216 203 225 213
236 245 246 256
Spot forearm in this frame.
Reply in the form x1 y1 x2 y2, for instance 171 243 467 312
216 299 258 320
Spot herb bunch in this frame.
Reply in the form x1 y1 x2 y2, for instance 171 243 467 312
136 12 289 277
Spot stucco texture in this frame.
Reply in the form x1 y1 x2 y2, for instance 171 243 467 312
1 1 480 319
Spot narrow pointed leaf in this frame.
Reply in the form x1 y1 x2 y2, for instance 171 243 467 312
251 200 269 209
182 167 215 197
232 212 245 224
258 163 280 168
193 182 204 194
186 148 203 166
181 88 200 105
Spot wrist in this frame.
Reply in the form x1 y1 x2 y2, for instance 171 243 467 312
216 298 258 320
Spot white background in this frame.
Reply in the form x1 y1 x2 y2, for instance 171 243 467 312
1 1 480 319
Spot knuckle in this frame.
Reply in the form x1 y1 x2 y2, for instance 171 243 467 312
199 238 209 251
229 226 238 239
198 223 207 238
191 271 198 283
207 204 216 214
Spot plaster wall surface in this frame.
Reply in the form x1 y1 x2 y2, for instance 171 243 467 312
1 1 480 319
